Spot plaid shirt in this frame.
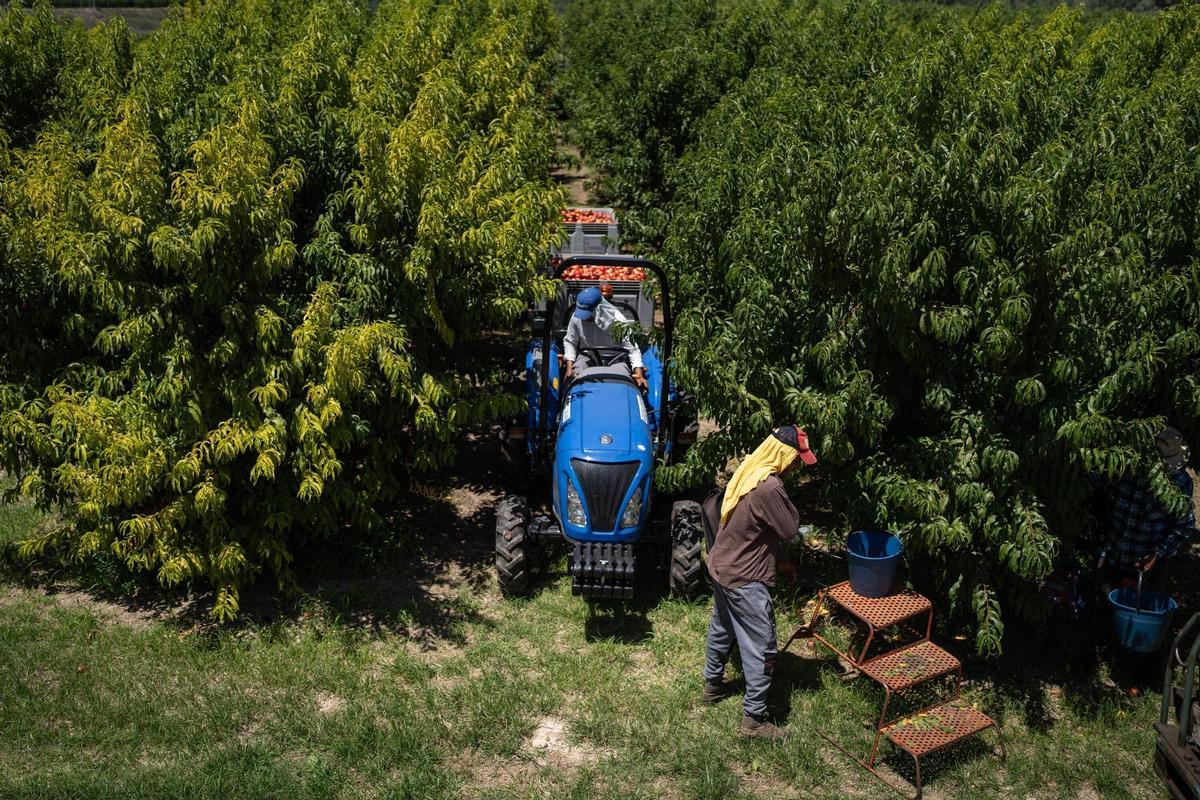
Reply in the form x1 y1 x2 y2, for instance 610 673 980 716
1098 470 1196 570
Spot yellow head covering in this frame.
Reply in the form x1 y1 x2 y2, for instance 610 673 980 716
719 434 799 525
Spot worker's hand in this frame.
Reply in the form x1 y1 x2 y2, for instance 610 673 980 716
633 368 647 391
565 360 574 378
778 560 796 581
1136 552 1159 573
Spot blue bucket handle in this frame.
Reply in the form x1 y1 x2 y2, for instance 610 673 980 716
1135 569 1144 616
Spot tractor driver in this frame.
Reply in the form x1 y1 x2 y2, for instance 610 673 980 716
563 285 648 390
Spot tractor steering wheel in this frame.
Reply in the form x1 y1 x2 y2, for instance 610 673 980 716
579 347 630 368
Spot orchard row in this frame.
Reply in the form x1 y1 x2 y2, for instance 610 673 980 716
3 0 1198 649
0 0 563 618
562 0 1200 652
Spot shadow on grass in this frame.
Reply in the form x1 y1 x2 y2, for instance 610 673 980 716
1 488 498 647
962 544 1200 733
585 603 655 643
965 617 1117 733
0 428 514 646
878 730 1004 797
767 650 828 723
582 548 674 644
246 428 511 644
780 529 1200 742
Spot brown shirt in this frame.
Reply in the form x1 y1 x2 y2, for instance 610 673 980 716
704 475 799 590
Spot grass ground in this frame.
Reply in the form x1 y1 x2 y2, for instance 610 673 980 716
0 445 1190 800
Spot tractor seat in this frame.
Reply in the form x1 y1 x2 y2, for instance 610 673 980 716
570 365 638 388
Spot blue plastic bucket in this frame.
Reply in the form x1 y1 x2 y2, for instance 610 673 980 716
1108 587 1178 653
847 530 902 598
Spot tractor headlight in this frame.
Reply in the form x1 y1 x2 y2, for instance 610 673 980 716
621 485 643 528
566 479 587 526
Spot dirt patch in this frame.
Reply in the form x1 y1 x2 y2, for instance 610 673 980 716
525 715 612 766
553 144 594 206
453 751 540 798
446 483 500 523
0 585 165 631
649 776 682 800
733 766 804 799
630 648 656 671
315 692 345 715
43 588 164 630
810 747 913 800
235 717 265 744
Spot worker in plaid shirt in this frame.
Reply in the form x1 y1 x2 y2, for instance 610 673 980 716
1095 427 1195 592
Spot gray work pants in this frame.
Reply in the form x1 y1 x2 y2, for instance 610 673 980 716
704 580 778 718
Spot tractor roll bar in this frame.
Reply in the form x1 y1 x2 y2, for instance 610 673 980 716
539 255 674 461
1162 612 1200 731
1174 615 1200 747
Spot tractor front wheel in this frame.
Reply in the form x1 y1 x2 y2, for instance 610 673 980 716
496 495 533 596
669 500 705 598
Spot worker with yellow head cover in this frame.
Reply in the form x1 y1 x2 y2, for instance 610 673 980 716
700 426 817 740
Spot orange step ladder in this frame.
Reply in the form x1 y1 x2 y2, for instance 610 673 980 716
784 581 1005 799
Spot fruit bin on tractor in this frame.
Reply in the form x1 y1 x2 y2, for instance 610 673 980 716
495 253 701 600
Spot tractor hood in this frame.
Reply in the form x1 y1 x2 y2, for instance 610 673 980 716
558 380 652 458
553 377 654 541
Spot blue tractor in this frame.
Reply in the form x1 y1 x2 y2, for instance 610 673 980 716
496 255 702 599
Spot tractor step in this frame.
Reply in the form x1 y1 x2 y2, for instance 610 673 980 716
570 541 635 599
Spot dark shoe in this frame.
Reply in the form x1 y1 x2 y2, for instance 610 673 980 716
702 678 737 705
740 714 788 740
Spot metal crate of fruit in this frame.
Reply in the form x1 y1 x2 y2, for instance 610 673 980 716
534 267 655 335
554 206 620 256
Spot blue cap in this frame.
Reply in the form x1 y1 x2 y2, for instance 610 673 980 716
574 286 602 320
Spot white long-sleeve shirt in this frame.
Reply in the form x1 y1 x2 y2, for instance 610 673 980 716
563 303 644 371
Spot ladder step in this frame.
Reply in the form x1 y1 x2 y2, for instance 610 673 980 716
861 640 960 692
882 700 996 758
825 581 932 631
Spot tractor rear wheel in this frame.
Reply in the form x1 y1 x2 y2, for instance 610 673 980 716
496 495 532 596
669 500 705 598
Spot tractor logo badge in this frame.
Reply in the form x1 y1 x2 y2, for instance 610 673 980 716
600 434 613 445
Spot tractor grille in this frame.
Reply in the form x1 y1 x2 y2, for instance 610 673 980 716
570 459 639 532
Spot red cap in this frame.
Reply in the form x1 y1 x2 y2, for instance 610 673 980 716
794 426 818 465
